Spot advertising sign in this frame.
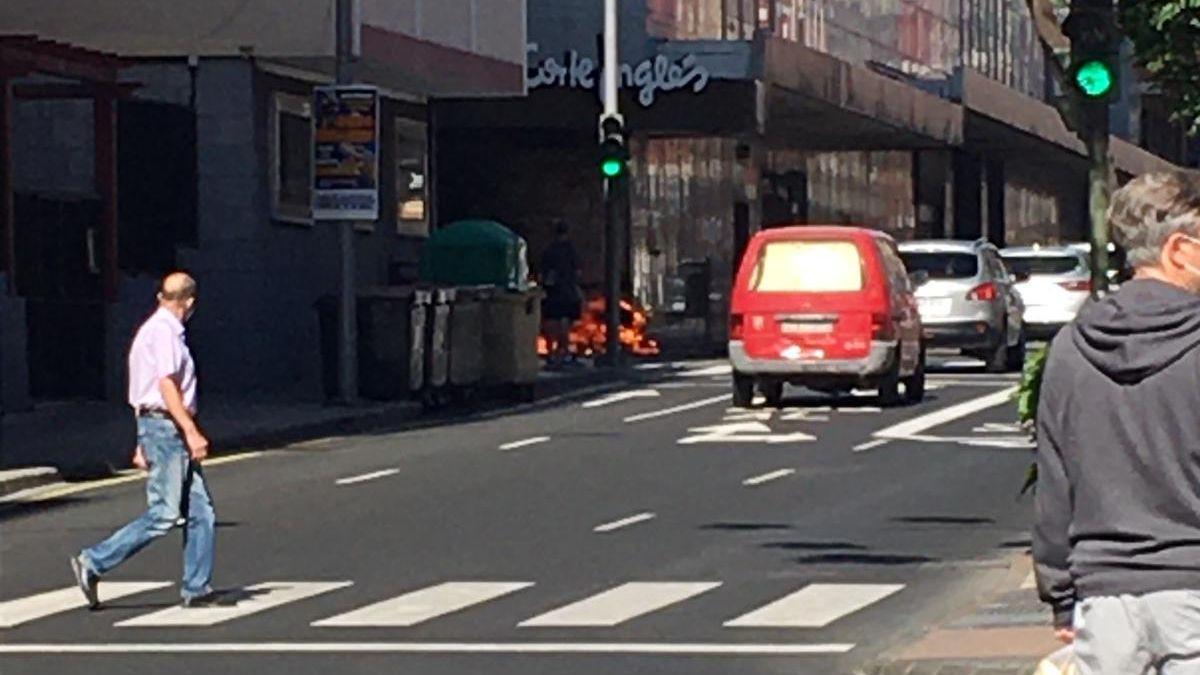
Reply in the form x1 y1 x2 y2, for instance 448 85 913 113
313 85 379 221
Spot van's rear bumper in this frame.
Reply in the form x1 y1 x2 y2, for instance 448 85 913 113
728 341 895 378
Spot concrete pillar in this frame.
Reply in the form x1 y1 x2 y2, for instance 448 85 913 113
913 150 951 240
952 151 983 240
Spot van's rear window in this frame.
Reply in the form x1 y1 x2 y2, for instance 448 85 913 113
749 240 864 292
899 252 978 279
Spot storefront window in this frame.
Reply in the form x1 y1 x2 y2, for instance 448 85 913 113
270 92 313 224
394 118 428 237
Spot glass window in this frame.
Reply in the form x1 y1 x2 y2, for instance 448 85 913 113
394 118 428 237
749 240 865 292
1001 254 1087 277
271 92 313 224
899 251 980 279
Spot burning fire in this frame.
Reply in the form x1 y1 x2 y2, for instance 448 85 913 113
538 295 661 357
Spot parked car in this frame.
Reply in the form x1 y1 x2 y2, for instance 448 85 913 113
1001 245 1091 338
897 240 1026 373
729 226 925 408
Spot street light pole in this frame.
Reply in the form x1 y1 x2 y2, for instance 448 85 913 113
602 0 622 365
334 0 358 401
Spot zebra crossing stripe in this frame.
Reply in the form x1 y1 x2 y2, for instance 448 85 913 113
0 582 170 629
116 582 351 628
313 582 533 628
519 582 721 627
724 583 904 628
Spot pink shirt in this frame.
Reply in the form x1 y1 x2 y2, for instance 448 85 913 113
128 307 197 413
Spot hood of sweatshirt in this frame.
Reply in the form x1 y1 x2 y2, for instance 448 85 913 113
1072 279 1200 384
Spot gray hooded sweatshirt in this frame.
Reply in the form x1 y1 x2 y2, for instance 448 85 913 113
1034 279 1200 627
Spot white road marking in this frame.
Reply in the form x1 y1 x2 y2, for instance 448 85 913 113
835 407 882 414
742 469 796 486
852 439 890 453
725 583 904 628
499 436 551 451
972 422 1024 434
678 422 815 445
873 387 1017 440
1021 572 1037 590
582 390 660 408
0 642 857 655
519 582 721 627
0 582 170 629
117 582 350 627
335 469 400 486
723 410 775 421
624 395 731 423
313 582 532 628
593 512 656 533
681 364 733 378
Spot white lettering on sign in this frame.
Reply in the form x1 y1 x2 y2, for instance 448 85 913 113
527 48 711 107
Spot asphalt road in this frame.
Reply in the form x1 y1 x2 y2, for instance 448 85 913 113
0 358 1035 675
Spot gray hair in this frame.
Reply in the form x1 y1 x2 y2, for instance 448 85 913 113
1110 171 1200 268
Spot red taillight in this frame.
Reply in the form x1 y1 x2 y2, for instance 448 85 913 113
871 311 895 340
730 314 745 340
967 282 998 302
1059 279 1092 293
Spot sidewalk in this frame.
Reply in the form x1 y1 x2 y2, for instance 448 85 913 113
0 362 644 492
863 552 1059 675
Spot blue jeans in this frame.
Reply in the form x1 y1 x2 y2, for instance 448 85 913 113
81 417 215 599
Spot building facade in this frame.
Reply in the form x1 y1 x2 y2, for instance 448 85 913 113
0 0 526 409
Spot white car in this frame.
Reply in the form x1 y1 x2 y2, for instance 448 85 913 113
1001 245 1091 338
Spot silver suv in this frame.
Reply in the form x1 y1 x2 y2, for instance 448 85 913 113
898 240 1026 372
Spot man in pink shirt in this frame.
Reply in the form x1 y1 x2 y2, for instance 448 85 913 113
71 272 216 608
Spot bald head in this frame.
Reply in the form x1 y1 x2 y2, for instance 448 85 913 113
159 272 196 302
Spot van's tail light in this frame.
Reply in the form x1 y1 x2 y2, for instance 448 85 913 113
871 311 895 340
730 314 745 340
1059 279 1092 293
967 282 998 302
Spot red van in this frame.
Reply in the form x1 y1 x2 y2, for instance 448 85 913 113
729 226 925 408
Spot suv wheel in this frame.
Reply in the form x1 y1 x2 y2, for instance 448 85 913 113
733 372 754 408
903 346 926 404
984 330 1008 374
1005 329 1027 372
878 359 903 407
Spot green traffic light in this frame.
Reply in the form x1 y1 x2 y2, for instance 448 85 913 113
1075 59 1114 98
601 158 625 178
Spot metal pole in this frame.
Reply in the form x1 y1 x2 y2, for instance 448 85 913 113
603 0 622 364
335 0 358 401
1087 108 1111 298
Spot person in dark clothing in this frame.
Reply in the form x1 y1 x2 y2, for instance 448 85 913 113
540 221 582 366
1035 171 1200 673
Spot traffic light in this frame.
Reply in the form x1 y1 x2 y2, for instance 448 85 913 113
1064 9 1119 100
599 114 628 178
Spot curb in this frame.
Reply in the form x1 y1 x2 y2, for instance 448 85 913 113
0 467 62 498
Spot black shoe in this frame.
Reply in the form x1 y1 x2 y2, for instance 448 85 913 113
70 555 99 610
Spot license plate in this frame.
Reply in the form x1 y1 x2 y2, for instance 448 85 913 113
781 322 832 335
918 298 952 317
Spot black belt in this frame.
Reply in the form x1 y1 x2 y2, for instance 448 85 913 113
136 408 171 419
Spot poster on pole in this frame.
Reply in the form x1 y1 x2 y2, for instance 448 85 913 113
312 85 379 221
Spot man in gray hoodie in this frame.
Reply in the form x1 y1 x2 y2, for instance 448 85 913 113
1035 170 1200 673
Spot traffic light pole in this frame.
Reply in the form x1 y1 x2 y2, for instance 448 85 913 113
1085 105 1111 296
602 0 622 365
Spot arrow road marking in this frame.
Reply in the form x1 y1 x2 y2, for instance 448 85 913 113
873 387 1018 441
678 422 815 445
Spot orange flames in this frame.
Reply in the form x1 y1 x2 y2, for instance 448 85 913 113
538 295 661 358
